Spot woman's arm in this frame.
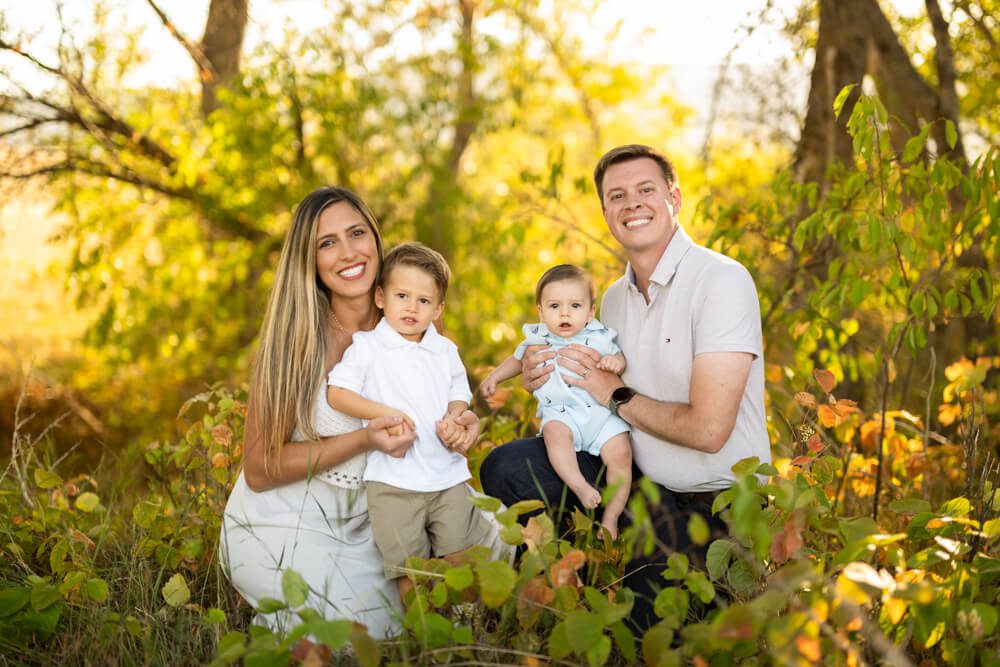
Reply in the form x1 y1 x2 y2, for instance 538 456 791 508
241 399 414 492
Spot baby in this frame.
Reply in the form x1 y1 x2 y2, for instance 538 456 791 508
481 264 632 537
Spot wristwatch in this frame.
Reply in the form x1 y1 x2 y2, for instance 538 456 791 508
608 386 637 418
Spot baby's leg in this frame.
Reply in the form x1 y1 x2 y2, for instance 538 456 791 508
542 421 601 509
598 434 632 539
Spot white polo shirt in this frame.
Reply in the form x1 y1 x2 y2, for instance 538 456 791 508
328 319 473 492
600 225 769 492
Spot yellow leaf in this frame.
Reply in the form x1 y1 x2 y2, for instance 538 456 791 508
765 364 783 383
162 573 191 607
74 492 101 513
884 596 907 624
795 636 821 662
818 405 840 428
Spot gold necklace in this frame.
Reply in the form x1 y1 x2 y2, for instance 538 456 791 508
329 309 376 335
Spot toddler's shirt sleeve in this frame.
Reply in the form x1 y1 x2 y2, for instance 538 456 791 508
327 334 371 394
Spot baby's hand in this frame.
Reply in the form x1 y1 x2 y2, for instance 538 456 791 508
597 354 626 375
480 376 498 398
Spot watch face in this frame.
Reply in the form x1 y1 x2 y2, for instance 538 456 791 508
612 386 636 404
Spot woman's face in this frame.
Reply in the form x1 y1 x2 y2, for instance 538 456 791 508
315 201 380 302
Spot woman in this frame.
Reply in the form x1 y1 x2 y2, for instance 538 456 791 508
219 187 481 637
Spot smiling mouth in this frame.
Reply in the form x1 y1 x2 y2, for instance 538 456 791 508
624 217 652 229
338 263 365 279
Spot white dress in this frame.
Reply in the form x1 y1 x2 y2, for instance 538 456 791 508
219 389 402 638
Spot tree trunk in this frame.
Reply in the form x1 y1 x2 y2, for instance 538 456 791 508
200 0 249 116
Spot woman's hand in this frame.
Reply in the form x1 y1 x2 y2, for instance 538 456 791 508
366 415 416 458
436 409 480 455
520 344 556 392
558 343 623 406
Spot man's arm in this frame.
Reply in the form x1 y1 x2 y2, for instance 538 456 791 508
327 386 415 431
560 347 753 454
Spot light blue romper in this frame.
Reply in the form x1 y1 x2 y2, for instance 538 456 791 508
514 319 630 456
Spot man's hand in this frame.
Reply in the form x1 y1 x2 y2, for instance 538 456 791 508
520 344 556 392
436 409 480 455
558 343 624 407
366 415 416 458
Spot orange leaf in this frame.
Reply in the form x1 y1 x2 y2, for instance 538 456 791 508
795 636 821 662
693 657 710 667
549 550 585 589
523 516 552 551
791 455 813 467
807 434 824 452
795 392 817 409
766 364 783 383
211 452 230 469
769 519 804 565
211 425 233 446
817 404 841 428
813 368 837 394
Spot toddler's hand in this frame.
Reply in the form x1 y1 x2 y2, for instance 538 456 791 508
480 376 497 398
597 354 625 375
385 409 415 434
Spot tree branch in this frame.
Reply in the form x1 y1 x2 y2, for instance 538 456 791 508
143 0 217 84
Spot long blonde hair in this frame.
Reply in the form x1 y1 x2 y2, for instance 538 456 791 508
251 187 384 473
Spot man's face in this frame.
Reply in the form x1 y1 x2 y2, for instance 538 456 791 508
601 157 681 257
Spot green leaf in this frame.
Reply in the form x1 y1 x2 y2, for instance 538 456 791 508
731 456 761 477
444 565 474 591
983 518 1000 540
85 577 109 603
945 119 957 149
33 468 62 489
585 635 611 667
306 619 351 649
19 602 61 638
902 127 929 163
889 498 931 515
687 513 710 546
609 620 637 663
662 552 689 580
124 615 143 636
430 582 448 607
74 492 101 513
653 587 689 625
206 607 227 624
549 620 572 659
564 610 602 653
30 580 61 611
281 569 308 608
939 497 971 517
162 573 191 607
833 84 857 119
685 571 715 604
641 624 677 667
469 495 501 513
476 560 516 608
706 540 734 581
0 586 31 618
583 587 631 625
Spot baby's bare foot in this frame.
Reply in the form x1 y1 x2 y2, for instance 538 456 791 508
569 482 601 509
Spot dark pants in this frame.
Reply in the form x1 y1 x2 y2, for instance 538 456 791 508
479 436 727 632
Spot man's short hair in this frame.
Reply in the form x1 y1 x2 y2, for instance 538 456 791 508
593 144 677 207
534 264 595 305
380 242 450 301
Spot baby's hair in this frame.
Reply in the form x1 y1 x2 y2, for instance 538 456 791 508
380 242 451 301
535 264 595 305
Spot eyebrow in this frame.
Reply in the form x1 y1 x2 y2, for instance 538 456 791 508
317 223 365 241
606 179 656 196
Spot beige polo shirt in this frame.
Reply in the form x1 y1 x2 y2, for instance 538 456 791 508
600 225 769 492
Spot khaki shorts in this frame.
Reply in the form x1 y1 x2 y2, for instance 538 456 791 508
367 481 493 579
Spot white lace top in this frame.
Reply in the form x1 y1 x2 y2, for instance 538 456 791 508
291 386 367 489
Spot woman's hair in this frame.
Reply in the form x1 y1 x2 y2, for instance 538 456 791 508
380 242 450 301
535 264 595 305
251 186 384 473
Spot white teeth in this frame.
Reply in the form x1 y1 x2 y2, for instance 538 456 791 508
624 217 652 229
339 264 364 278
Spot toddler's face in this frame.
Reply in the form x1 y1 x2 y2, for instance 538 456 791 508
375 265 444 342
537 279 595 338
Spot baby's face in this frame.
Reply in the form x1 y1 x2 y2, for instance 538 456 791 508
537 279 595 338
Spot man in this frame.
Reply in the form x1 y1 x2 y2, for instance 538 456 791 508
479 144 770 630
